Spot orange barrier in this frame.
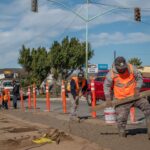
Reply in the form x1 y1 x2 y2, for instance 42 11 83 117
130 107 135 123
20 87 24 111
61 80 67 113
28 86 31 109
46 82 50 112
91 79 96 118
33 84 36 110
7 89 11 108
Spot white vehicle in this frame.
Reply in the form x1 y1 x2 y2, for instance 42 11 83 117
0 80 13 98
0 80 28 100
0 80 13 91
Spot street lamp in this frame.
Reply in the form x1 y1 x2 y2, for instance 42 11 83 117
32 0 118 78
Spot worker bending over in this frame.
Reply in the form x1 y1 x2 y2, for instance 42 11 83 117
104 56 150 139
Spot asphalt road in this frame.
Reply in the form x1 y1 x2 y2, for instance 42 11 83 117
19 98 145 123
20 99 111 123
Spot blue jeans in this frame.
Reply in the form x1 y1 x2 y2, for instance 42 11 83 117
68 93 79 116
13 95 17 109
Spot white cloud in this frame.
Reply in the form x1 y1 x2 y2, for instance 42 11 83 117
90 32 150 48
0 0 150 68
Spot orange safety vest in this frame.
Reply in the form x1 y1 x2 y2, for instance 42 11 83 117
67 77 86 93
111 64 136 100
3 94 8 101
2 90 8 101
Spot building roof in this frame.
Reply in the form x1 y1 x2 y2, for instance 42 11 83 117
0 68 27 76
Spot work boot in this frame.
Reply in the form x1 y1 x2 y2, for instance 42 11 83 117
146 117 150 140
118 128 127 138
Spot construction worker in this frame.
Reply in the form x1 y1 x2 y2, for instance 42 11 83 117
67 72 88 119
12 79 20 109
104 56 150 138
2 89 8 109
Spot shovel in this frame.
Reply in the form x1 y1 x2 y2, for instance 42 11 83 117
90 90 150 112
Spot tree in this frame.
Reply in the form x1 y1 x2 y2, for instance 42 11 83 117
128 57 142 67
18 45 32 74
49 36 94 79
18 36 94 85
18 46 51 86
31 47 51 84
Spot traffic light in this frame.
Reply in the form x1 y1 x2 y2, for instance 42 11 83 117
134 7 141 22
31 0 38 12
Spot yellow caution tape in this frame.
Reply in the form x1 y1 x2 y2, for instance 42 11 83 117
32 137 53 144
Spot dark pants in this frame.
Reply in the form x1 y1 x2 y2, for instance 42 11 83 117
3 101 8 109
2 100 4 108
115 98 150 130
13 95 17 109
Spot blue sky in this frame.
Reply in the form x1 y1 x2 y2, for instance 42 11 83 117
0 0 150 69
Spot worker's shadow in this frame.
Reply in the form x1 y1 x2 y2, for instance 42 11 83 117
127 116 148 136
127 128 147 136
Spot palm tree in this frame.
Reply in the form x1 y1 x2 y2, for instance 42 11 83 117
128 57 142 67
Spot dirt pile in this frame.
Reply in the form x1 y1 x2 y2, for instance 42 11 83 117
41 128 73 144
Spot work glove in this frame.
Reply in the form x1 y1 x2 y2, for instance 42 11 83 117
79 93 83 98
134 87 140 97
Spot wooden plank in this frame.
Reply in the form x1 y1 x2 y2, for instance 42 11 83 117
91 90 150 111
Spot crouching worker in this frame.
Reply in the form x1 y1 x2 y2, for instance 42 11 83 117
67 72 88 119
104 56 150 139
2 89 8 109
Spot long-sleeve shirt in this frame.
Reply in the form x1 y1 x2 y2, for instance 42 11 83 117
70 78 88 97
104 63 143 98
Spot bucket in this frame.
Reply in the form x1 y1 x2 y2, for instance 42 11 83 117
104 107 116 124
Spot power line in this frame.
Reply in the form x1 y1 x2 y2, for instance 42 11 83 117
91 1 150 10
58 4 85 40
111 10 150 27
19 4 75 49
89 1 150 27
90 1 131 9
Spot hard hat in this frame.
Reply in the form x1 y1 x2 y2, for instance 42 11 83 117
114 56 127 70
78 72 84 78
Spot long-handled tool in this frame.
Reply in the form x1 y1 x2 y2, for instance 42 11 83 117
91 90 150 112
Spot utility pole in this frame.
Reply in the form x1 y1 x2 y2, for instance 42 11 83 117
114 50 116 60
85 0 89 79
31 0 118 78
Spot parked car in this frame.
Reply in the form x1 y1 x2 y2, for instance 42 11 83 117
0 79 27 100
86 70 150 106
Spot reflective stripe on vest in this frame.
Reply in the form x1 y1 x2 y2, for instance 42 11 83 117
111 64 136 100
